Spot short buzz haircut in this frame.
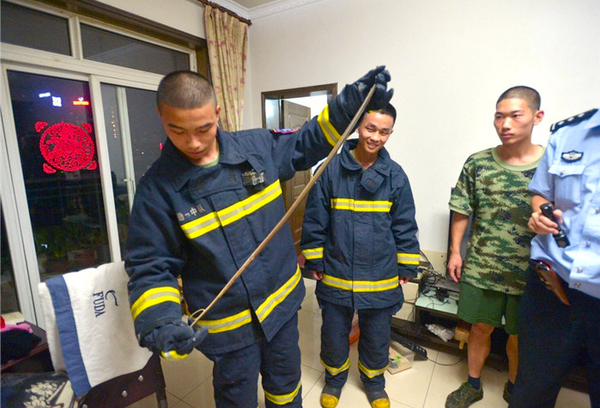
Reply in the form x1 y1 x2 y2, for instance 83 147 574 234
497 86 541 111
156 70 216 110
361 103 397 126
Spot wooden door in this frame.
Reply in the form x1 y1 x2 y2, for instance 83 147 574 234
282 100 311 254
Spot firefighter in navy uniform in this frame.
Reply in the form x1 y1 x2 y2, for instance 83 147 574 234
301 105 419 408
124 67 393 408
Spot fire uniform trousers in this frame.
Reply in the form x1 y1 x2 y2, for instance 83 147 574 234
300 139 420 390
509 108 600 408
125 99 353 407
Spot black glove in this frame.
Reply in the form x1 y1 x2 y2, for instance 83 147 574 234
329 66 393 132
141 320 208 360
353 65 393 110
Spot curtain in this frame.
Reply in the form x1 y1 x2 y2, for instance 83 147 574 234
204 5 249 132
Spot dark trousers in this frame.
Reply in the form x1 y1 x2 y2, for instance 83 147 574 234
509 267 600 408
205 312 302 408
320 301 393 390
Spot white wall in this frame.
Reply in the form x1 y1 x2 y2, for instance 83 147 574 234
97 0 206 38
96 0 600 260
244 0 600 258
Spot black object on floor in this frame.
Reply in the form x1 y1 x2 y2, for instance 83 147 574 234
391 331 428 359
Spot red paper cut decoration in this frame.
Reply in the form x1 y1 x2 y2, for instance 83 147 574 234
35 121 97 174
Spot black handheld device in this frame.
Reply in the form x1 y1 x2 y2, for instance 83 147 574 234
540 203 570 248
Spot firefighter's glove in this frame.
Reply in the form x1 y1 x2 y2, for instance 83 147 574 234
142 320 207 360
353 65 393 110
331 65 393 131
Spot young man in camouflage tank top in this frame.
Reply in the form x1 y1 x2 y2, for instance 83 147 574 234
446 87 545 408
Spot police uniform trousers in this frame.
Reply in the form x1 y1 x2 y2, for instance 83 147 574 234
509 267 600 408
204 312 302 408
320 300 393 390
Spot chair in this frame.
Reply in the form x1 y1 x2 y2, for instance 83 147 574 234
0 262 168 408
76 353 167 408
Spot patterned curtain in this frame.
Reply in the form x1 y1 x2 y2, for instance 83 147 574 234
204 5 249 132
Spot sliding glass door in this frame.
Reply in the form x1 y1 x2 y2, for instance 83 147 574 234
2 68 164 323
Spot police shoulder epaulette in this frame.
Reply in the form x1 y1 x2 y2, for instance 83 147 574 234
550 108 598 133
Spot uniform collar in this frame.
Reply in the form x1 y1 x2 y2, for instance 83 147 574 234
340 139 392 176
160 130 250 191
585 108 600 131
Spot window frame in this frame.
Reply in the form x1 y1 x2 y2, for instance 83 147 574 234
1 0 206 324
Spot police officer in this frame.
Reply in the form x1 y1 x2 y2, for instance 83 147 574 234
124 67 393 408
510 108 600 408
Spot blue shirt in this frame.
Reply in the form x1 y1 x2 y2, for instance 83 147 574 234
529 109 600 299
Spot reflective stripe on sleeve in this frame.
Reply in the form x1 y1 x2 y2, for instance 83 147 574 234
160 350 189 360
301 247 323 260
397 253 420 265
317 105 341 147
130 286 181 320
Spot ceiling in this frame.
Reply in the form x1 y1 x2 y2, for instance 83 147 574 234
228 0 280 7
217 0 321 20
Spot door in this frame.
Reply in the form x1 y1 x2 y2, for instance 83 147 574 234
261 84 337 257
99 84 164 254
281 100 311 254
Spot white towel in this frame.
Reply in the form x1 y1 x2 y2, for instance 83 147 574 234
38 261 152 398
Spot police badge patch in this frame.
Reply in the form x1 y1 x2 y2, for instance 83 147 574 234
561 150 583 162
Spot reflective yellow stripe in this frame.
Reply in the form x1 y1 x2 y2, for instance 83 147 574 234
256 266 301 322
194 267 301 332
302 247 323 260
264 380 302 405
181 180 282 239
321 357 350 376
330 198 392 212
321 274 398 292
180 212 220 240
317 105 341 147
358 360 388 379
398 253 420 265
161 350 189 360
130 287 180 320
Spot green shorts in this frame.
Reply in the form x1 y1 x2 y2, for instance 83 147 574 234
457 283 521 335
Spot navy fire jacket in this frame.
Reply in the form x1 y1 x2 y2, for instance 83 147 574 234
125 106 344 355
301 139 420 310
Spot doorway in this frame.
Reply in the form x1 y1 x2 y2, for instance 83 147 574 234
261 83 337 254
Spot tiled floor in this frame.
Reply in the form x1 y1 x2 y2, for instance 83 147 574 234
132 279 591 408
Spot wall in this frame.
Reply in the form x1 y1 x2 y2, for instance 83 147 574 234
244 0 600 261
96 0 206 38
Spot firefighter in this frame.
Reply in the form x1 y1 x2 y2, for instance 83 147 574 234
301 104 419 408
125 67 393 408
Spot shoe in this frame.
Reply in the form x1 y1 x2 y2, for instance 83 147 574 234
503 381 511 403
320 384 342 408
366 388 390 408
445 382 483 408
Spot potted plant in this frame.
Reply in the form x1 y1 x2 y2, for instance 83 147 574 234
35 226 71 275
64 222 100 269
